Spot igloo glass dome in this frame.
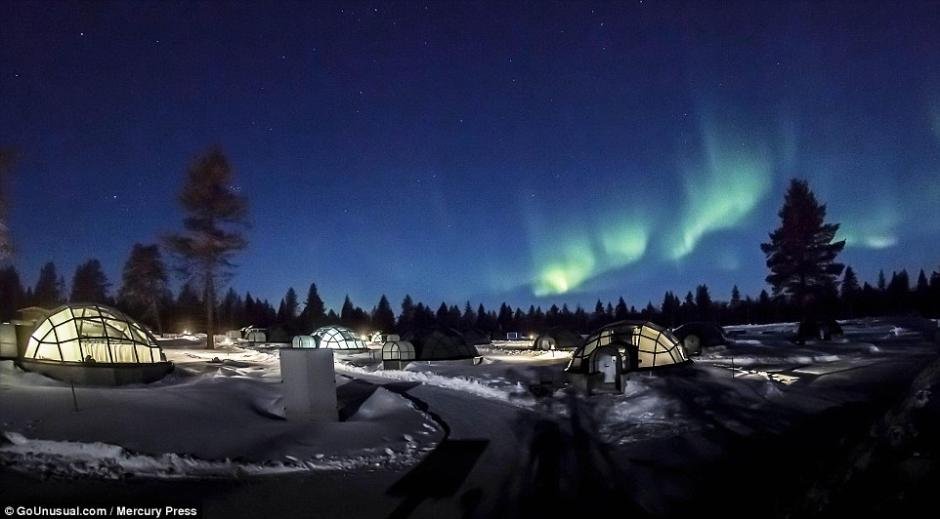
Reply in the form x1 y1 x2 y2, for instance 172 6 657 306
19 304 173 385
24 304 165 364
311 325 367 350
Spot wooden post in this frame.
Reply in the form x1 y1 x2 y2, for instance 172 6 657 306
70 382 79 411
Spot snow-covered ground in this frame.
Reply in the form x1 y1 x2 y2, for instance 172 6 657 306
1 318 938 517
0 346 441 478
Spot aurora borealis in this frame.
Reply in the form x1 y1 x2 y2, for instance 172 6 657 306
2 1 939 309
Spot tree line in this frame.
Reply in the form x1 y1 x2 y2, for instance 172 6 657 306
1 148 937 345
1 257 937 339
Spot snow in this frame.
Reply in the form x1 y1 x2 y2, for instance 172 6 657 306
0 356 441 479
2 317 938 517
335 361 534 406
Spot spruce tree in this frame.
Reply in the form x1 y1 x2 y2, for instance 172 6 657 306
0 266 24 321
915 270 930 315
165 148 249 349
341 295 356 326
398 295 416 332
760 179 845 307
0 148 16 261
615 297 629 321
300 283 326 333
840 266 860 298
695 284 712 320
461 301 476 331
218 288 243 329
372 295 395 333
33 262 63 308
283 288 298 321
174 282 203 332
118 243 170 333
841 266 860 318
70 259 110 304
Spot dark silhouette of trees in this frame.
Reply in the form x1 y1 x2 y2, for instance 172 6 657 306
694 285 712 321
299 283 326 333
460 301 477 331
173 282 203 332
372 295 395 333
165 147 249 350
217 288 244 331
0 266 24 321
761 179 845 312
614 297 628 320
0 148 16 261
840 266 860 317
117 244 170 333
398 295 416 332
33 262 64 308
70 259 110 304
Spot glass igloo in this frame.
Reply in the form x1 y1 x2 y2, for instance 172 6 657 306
19 304 172 385
311 325 367 350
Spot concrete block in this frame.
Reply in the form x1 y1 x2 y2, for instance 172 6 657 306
280 348 337 422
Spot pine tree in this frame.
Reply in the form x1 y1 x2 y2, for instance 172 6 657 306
614 297 628 321
340 295 356 327
435 301 449 326
398 295 416 332
915 270 930 315
218 288 243 330
0 266 24 321
661 291 680 325
0 148 16 261
33 262 63 308
591 300 605 327
165 148 249 349
886 270 911 314
930 268 940 316
840 266 860 298
840 266 860 318
300 283 326 333
372 295 395 333
472 303 486 329
761 179 845 307
283 288 298 321
460 301 476 331
757 290 772 322
70 259 110 304
175 282 203 332
695 284 712 320
244 292 256 325
117 243 170 333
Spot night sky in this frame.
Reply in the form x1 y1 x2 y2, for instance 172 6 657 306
2 1 939 311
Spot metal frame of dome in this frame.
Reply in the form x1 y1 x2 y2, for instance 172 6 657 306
18 303 173 385
566 320 689 374
311 325 367 350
